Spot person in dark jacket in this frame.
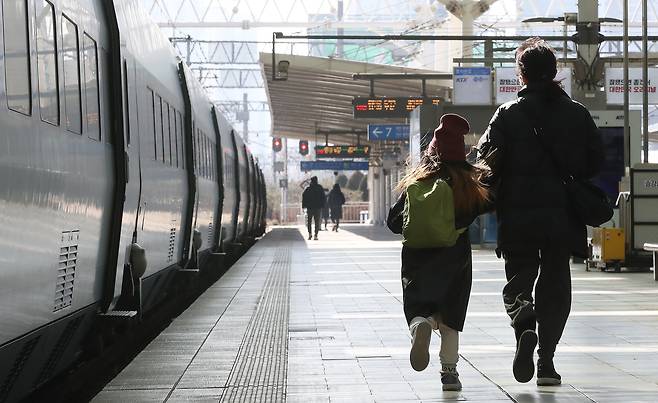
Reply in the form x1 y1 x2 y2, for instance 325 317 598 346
387 114 491 391
302 176 325 240
321 189 330 230
328 184 346 231
475 38 604 386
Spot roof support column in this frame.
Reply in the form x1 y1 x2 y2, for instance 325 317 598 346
433 0 499 70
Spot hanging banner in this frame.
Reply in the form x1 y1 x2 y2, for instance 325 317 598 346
495 67 573 104
605 67 658 105
453 67 492 105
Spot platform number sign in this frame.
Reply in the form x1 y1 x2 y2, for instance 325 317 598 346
367 124 410 141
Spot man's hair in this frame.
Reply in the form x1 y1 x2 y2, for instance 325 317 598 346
515 37 557 83
310 176 318 184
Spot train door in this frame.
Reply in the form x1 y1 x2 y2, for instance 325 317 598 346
123 55 141 250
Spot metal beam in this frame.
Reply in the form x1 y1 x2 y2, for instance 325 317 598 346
274 32 658 42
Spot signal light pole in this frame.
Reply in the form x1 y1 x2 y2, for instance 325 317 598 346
299 140 309 156
272 137 282 152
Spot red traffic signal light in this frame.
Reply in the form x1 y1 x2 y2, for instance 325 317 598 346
299 140 309 156
272 137 282 152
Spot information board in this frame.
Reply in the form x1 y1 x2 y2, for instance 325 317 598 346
453 67 492 105
367 124 410 141
605 67 658 104
495 67 572 104
300 161 369 171
353 97 442 118
314 145 370 159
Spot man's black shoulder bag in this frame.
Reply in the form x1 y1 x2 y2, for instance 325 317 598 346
528 104 612 227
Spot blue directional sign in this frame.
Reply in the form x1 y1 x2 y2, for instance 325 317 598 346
368 124 410 141
300 161 369 171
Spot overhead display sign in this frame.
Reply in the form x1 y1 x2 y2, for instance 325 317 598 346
367 124 410 141
453 67 492 105
300 161 369 171
605 67 658 105
495 67 573 104
353 97 441 118
314 145 370 159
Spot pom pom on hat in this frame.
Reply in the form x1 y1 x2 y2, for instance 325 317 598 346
427 113 470 161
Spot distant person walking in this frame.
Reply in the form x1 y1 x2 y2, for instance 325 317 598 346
302 176 325 240
476 37 604 386
328 184 346 231
387 114 491 391
321 189 330 230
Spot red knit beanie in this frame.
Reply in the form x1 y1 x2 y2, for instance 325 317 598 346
427 113 470 161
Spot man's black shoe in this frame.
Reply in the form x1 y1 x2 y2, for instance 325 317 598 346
513 329 537 383
537 359 561 386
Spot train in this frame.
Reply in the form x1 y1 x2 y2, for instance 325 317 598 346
0 1 267 401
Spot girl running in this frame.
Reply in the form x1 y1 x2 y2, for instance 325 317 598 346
387 113 491 391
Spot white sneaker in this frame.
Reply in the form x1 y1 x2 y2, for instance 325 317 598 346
409 317 432 371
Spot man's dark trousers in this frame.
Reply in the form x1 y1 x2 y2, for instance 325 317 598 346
307 208 322 237
502 246 571 360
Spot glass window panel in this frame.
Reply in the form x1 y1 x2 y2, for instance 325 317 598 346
36 0 58 124
83 33 100 140
168 105 174 166
172 107 178 167
62 16 81 133
123 60 130 145
163 101 171 165
177 111 184 169
154 94 162 161
3 0 31 115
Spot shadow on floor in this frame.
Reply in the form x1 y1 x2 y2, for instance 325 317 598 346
340 224 402 242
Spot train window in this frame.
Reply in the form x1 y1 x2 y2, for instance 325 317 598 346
209 140 214 181
153 93 162 161
148 88 155 158
62 15 81 134
202 135 207 178
3 0 31 115
123 60 130 145
197 129 205 176
196 129 200 175
168 105 175 166
36 0 59 125
210 140 214 180
172 107 178 167
82 34 100 141
177 110 183 169
206 136 210 179
163 101 171 165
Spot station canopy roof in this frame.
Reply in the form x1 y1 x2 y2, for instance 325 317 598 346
260 52 452 145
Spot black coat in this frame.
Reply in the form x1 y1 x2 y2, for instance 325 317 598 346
387 173 486 331
328 188 345 219
476 82 604 257
302 183 326 210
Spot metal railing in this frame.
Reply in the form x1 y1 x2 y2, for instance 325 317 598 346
277 202 369 224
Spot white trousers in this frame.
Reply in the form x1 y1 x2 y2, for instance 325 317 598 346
410 314 459 366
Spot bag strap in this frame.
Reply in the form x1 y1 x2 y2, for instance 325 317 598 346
521 100 571 182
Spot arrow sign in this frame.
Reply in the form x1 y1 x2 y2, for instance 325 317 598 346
367 124 410 141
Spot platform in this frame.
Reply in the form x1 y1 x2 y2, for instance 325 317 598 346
93 225 658 402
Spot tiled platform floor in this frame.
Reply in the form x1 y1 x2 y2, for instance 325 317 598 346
94 225 658 402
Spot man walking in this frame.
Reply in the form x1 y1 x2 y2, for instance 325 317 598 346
476 38 603 386
302 176 325 240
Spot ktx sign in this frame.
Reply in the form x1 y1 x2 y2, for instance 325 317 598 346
367 124 410 141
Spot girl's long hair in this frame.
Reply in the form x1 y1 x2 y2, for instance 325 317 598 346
396 152 490 216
